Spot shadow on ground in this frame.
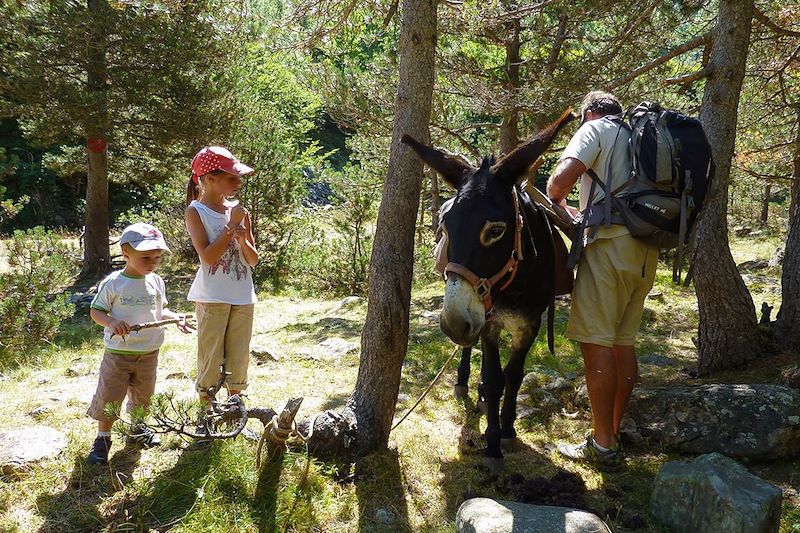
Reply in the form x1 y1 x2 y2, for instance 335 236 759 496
36 444 141 532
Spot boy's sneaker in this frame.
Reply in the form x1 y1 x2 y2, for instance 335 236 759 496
191 418 212 449
557 432 623 469
127 425 162 448
87 436 112 465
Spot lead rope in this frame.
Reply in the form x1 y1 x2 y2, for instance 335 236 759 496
390 344 461 432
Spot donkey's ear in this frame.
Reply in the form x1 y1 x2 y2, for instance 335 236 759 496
491 108 576 184
402 134 474 189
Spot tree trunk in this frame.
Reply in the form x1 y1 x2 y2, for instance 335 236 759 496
775 107 800 351
499 18 521 155
760 182 771 226
693 0 762 375
347 0 437 456
82 0 111 279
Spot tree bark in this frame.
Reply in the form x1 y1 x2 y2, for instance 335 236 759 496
82 0 111 278
499 17 521 155
693 0 762 375
347 0 437 455
775 106 800 351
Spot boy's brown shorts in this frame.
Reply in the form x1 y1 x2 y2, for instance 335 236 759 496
87 350 159 422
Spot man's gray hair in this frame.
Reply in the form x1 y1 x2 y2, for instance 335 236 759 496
579 91 623 123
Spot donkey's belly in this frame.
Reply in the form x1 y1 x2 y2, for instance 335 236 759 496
487 309 541 351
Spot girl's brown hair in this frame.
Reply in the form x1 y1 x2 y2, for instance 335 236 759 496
185 170 227 207
185 176 200 208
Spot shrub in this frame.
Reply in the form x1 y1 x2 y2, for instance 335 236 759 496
0 227 75 367
291 165 377 296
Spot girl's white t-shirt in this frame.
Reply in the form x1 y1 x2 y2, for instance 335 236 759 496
187 200 257 305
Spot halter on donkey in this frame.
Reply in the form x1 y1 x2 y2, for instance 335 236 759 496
402 109 575 458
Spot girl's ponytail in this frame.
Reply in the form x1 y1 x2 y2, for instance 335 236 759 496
186 175 200 207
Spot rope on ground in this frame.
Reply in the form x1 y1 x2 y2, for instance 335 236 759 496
390 344 461 432
255 412 322 469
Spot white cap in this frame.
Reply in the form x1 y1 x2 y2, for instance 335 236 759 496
119 223 170 252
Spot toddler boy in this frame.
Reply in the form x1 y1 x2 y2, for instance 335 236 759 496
87 222 190 464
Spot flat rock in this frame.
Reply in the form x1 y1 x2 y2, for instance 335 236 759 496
456 498 610 533
0 426 68 477
318 337 358 357
625 384 800 458
652 453 782 533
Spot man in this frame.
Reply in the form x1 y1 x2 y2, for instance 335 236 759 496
546 91 659 466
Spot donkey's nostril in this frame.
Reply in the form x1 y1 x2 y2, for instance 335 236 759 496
463 321 472 337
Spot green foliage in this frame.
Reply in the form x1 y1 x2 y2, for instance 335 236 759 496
231 46 327 289
0 227 76 367
291 165 378 296
0 146 29 224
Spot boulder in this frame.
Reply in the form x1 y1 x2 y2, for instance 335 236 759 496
456 498 610 533
651 453 781 533
624 384 800 458
0 426 68 477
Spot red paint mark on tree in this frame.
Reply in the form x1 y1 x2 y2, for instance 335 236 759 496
87 138 108 153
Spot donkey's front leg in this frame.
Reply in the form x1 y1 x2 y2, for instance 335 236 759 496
500 338 533 444
480 335 504 458
454 347 472 400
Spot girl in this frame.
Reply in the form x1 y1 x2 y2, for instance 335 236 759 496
185 146 259 403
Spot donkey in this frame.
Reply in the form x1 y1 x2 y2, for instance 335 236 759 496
403 109 575 458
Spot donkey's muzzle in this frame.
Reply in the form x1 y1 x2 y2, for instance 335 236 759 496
441 274 485 346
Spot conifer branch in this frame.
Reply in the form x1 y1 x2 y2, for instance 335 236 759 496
607 33 710 89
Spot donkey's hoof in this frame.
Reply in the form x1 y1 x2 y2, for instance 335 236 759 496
482 455 504 474
454 385 469 400
476 401 488 416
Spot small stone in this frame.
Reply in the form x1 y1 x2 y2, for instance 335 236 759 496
38 377 50 385
375 508 394 524
648 291 664 301
28 406 50 419
251 347 279 362
544 377 572 393
335 296 362 311
166 372 190 380
397 393 411 404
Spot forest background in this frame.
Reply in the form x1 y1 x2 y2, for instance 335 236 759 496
0 0 798 531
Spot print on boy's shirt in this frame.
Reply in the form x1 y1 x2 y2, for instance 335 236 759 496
208 238 249 281
120 292 158 307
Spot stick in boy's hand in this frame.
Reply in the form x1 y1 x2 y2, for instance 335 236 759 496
110 316 196 338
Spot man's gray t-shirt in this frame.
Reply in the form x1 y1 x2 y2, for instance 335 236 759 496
560 115 632 240
561 115 632 211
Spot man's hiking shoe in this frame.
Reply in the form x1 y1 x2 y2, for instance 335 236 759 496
127 425 161 448
87 436 112 465
557 432 623 469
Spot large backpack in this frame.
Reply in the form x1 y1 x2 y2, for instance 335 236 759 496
577 101 715 282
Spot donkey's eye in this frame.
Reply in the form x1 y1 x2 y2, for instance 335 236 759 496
480 222 507 246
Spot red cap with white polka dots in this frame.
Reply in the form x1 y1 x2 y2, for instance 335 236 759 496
190 146 254 183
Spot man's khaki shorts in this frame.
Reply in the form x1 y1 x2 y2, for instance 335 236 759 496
195 302 254 397
567 233 659 347
87 350 159 422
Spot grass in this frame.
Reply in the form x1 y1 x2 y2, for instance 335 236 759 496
0 231 798 532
